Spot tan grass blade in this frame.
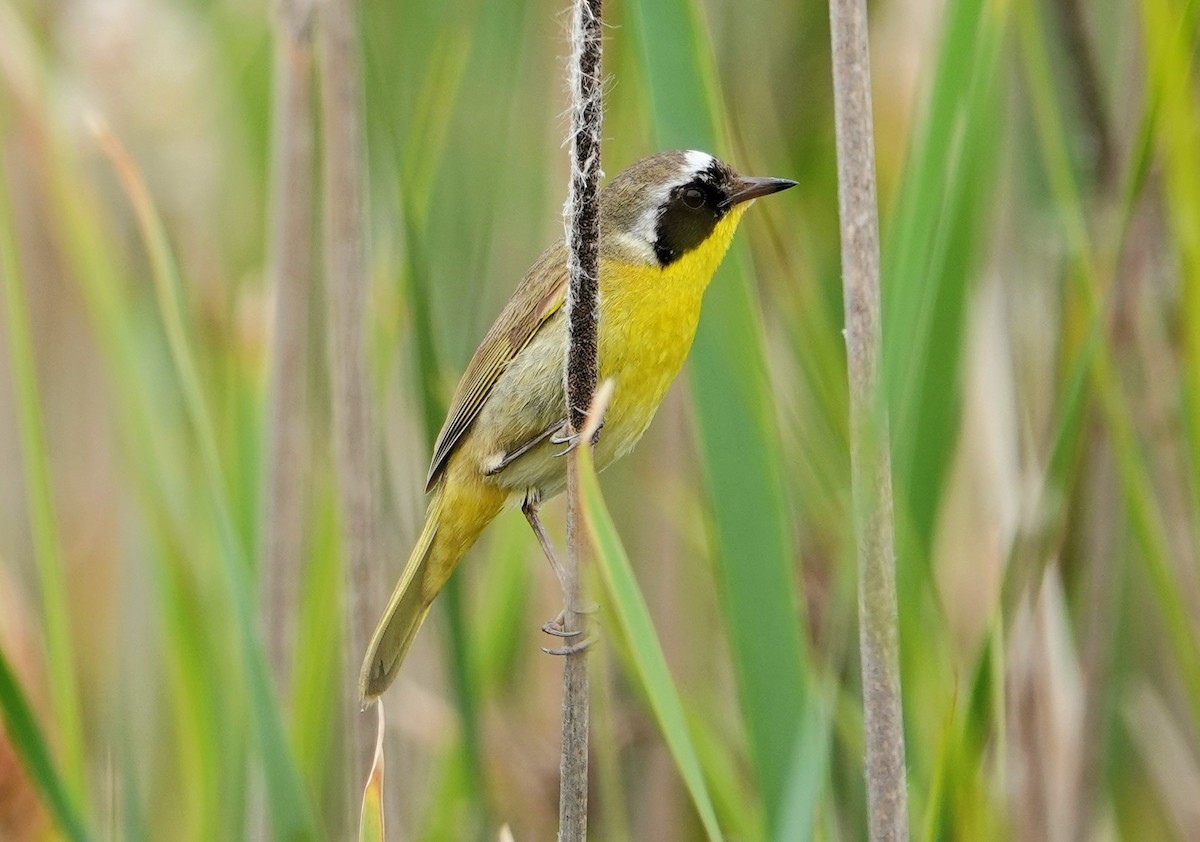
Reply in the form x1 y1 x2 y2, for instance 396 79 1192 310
358 701 386 842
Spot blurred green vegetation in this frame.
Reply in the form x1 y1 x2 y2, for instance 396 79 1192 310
0 0 1199 838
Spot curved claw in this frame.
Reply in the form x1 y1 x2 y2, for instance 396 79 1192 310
542 603 600 639
542 619 582 638
542 636 596 656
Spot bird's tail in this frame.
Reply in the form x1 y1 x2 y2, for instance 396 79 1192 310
358 476 505 702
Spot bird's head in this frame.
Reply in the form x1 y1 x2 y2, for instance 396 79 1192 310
600 150 795 268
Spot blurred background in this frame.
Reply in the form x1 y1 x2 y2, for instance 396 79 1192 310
1 0 1198 838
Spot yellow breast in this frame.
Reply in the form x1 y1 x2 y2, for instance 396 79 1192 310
594 208 746 466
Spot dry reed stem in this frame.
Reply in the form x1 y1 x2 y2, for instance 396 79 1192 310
828 0 910 835
317 0 379 822
262 0 316 699
560 0 603 837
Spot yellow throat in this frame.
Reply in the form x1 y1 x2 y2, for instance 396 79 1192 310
595 206 749 463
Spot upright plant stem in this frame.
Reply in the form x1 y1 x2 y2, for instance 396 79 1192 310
827 0 910 837
262 0 315 699
560 0 602 837
317 0 378 819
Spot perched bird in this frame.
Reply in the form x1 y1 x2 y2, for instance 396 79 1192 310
360 150 795 700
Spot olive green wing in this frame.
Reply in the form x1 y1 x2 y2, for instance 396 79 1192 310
425 243 568 492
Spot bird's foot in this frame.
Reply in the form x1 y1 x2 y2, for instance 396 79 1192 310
541 616 579 638
551 418 604 457
541 603 599 638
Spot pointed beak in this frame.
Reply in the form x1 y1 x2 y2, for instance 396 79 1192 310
721 176 797 209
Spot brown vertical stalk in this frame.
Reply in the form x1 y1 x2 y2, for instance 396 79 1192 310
560 0 602 838
262 0 315 699
828 0 910 837
317 0 378 816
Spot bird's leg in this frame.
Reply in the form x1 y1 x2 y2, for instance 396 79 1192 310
521 496 582 640
542 399 604 649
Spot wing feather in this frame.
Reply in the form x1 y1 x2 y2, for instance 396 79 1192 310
425 243 568 491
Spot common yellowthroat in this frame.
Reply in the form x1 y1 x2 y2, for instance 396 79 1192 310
361 150 795 700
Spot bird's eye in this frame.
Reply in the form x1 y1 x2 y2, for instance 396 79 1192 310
682 187 705 209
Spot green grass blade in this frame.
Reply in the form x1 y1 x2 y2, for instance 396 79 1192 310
626 2 809 831
365 28 491 828
579 445 723 841
773 689 833 842
1138 0 1200 533
396 173 487 826
1015 0 1200 724
0 138 88 814
880 0 1008 550
95 123 317 839
18 82 227 834
0 644 90 842
680 703 765 840
36 100 238 838
290 484 342 820
591 643 633 842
